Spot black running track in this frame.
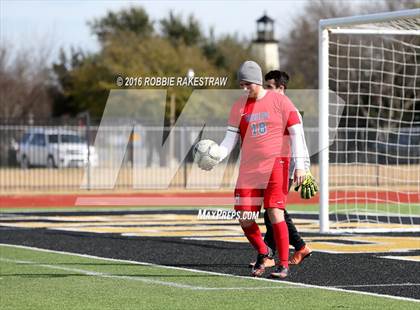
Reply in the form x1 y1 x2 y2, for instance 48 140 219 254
0 209 419 300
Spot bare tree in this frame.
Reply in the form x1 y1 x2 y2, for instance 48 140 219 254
280 0 419 90
0 43 52 122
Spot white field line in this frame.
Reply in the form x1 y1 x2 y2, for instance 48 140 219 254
0 255 295 291
0 257 303 291
0 257 200 290
335 283 420 288
0 243 419 303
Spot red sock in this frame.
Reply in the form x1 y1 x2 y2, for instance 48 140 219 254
242 222 268 255
272 221 289 268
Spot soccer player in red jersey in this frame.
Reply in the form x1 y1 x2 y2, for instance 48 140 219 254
260 70 313 266
215 61 308 278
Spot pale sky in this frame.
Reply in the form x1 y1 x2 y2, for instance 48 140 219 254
1 0 309 62
0 0 399 61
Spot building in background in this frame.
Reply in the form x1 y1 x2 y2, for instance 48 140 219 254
251 13 280 72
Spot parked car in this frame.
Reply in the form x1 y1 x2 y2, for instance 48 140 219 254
16 128 98 168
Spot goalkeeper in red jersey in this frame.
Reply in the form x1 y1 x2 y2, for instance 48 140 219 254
197 61 309 278
260 70 314 267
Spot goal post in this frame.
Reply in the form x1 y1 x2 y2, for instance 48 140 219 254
318 9 420 233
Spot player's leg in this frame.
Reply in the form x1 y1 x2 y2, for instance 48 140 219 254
285 178 313 265
248 210 275 268
284 209 305 250
266 208 289 278
285 209 313 264
263 209 276 253
264 158 290 279
235 188 270 277
285 178 304 250
239 217 270 277
238 217 267 255
263 178 294 254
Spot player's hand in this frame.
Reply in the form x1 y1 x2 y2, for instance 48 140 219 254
294 169 306 186
294 171 319 199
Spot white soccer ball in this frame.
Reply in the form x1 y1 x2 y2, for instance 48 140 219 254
193 139 221 170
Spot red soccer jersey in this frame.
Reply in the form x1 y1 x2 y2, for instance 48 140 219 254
228 91 300 173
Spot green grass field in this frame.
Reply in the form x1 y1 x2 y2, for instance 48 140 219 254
0 244 417 310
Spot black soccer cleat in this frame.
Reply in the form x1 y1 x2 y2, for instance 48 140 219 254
251 253 272 277
249 247 275 268
270 265 289 279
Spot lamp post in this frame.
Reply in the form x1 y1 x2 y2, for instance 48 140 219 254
77 111 91 190
187 68 195 79
184 69 195 186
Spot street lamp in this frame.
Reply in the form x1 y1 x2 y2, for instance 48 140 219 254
187 68 195 79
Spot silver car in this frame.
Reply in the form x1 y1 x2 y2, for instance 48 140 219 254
16 128 98 168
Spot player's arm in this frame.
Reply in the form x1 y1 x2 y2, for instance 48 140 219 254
287 144 310 178
283 97 311 185
284 104 306 185
291 112 318 199
290 111 311 174
218 101 241 162
297 111 319 198
297 111 311 172
288 123 306 185
196 100 241 171
218 126 239 162
289 122 318 198
195 127 239 171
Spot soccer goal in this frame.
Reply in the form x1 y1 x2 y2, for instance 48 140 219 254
318 9 420 233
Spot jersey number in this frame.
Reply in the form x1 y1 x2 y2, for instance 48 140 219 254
251 122 267 136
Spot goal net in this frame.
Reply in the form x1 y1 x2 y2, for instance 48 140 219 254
319 9 420 233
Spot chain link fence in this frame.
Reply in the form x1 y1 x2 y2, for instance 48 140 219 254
0 120 418 193
0 121 239 192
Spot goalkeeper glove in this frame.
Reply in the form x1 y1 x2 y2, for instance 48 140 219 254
294 171 319 199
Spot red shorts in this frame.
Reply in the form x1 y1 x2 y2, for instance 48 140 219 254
234 157 289 211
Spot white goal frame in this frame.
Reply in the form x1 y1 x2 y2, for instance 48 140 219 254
318 9 420 233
